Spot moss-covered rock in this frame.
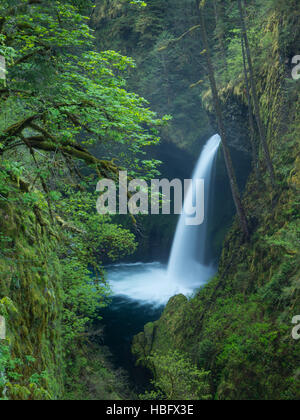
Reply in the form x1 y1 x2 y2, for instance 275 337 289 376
132 4 300 400
0 186 64 399
132 294 188 364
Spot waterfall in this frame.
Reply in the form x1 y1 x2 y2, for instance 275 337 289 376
107 134 221 306
167 134 221 287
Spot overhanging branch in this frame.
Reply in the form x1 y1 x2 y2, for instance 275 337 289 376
157 25 201 51
23 135 119 179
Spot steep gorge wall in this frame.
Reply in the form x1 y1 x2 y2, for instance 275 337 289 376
0 184 64 399
132 4 300 400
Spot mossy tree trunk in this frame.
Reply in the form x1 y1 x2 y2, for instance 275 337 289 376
238 0 276 187
213 0 228 81
197 0 249 240
241 36 261 182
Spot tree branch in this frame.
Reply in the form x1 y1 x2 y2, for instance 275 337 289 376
1 114 42 142
11 48 46 67
157 25 201 51
22 135 119 179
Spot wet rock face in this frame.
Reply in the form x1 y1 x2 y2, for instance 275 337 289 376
132 322 156 361
90 0 124 24
132 294 189 364
208 92 253 156
0 197 64 398
224 100 252 155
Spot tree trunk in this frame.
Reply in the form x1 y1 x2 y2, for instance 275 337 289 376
213 0 228 81
238 0 276 187
241 35 261 182
197 0 249 239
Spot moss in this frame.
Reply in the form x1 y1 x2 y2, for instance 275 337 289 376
132 294 188 365
132 6 300 400
0 184 64 399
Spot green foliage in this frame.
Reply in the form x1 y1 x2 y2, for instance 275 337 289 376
0 342 51 400
132 0 300 401
54 184 138 396
144 350 211 400
0 0 166 400
129 0 147 6
92 0 212 154
0 0 168 180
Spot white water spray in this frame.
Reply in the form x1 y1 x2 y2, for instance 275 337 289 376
167 134 221 286
108 134 221 305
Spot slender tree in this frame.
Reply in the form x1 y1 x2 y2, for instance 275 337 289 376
238 0 276 187
241 36 261 182
197 0 249 239
213 0 229 82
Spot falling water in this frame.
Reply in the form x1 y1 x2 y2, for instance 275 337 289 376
167 134 221 287
107 134 221 305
